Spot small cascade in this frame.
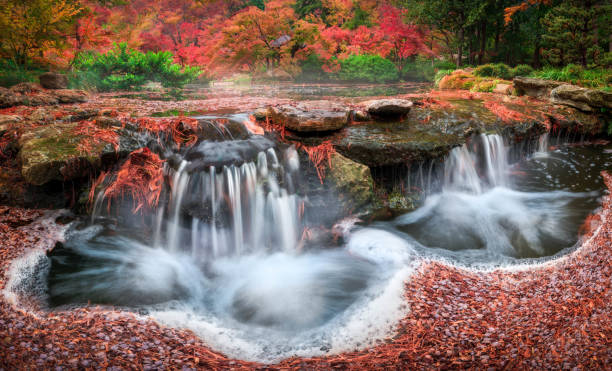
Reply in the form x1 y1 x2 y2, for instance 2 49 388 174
159 147 302 260
443 134 509 194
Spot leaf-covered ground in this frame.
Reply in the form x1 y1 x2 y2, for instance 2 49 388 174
0 171 610 369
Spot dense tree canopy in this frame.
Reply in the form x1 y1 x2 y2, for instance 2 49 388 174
0 0 610 77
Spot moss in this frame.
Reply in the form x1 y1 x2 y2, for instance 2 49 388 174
18 123 109 185
327 152 375 212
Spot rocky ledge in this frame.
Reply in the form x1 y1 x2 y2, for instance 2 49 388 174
514 77 612 112
0 82 88 108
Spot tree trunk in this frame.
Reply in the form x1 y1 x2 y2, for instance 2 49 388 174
457 28 464 67
479 21 486 65
533 36 541 69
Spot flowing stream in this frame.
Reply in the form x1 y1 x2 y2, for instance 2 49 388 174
40 128 610 362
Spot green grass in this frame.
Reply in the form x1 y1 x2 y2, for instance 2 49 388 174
530 64 611 89
151 109 202 117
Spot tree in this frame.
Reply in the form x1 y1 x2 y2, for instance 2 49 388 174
379 5 429 72
541 0 610 66
0 0 83 66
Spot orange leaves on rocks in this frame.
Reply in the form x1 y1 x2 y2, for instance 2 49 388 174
136 117 200 149
296 140 335 184
484 101 534 123
97 148 165 214
72 120 119 155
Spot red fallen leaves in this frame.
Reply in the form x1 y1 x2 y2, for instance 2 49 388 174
484 101 534 123
295 140 335 184
72 120 119 155
94 148 165 213
136 117 200 149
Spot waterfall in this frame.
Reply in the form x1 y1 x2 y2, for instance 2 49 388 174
158 147 302 260
443 134 509 194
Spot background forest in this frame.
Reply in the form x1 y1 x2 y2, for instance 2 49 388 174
0 0 610 90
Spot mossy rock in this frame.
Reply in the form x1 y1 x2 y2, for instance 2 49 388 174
18 123 112 186
327 152 375 213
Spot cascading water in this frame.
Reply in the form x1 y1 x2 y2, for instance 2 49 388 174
38 122 610 362
384 134 608 263
44 127 416 362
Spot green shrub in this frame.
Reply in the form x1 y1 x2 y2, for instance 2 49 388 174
297 54 329 82
474 63 513 80
0 60 46 88
337 54 399 83
473 64 496 78
511 64 534 77
434 60 458 70
71 43 202 91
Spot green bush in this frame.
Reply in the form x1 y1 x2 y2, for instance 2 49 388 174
474 63 513 80
0 60 46 88
297 54 329 82
71 43 202 91
511 64 534 77
337 54 399 83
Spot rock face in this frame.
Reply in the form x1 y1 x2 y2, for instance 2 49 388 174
550 84 612 112
268 101 349 132
39 72 69 89
0 84 87 108
327 152 375 212
493 83 513 95
362 99 413 118
513 77 565 98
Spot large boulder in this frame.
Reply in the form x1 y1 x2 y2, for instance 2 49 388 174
53 89 88 104
39 72 69 89
17 121 144 186
550 84 612 112
513 77 565 98
268 101 349 132
362 99 413 118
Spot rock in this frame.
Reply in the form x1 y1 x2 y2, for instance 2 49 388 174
95 116 123 128
53 89 88 104
352 110 370 122
18 123 116 185
10 82 43 94
362 99 413 118
253 107 268 121
39 72 68 89
0 87 23 108
23 93 59 106
513 77 565 98
493 83 513 95
28 108 54 124
0 114 23 128
550 84 612 112
268 101 349 132
327 152 375 212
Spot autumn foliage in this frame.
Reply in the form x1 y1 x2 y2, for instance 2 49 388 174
96 147 165 213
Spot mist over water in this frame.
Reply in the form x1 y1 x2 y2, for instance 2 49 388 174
41 127 610 362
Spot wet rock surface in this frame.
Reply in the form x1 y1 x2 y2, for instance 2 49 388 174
362 98 413 118
268 101 349 132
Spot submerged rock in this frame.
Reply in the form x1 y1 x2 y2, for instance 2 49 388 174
268 101 349 132
39 72 69 90
362 99 413 118
513 77 565 98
